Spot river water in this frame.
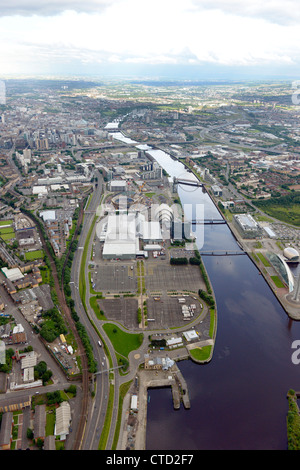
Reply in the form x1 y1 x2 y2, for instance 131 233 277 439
145 149 300 450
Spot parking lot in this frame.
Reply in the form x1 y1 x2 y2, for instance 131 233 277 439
91 262 137 294
90 238 207 329
146 261 204 293
146 293 202 329
99 297 139 328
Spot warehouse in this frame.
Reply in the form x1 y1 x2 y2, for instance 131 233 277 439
109 180 127 192
32 186 48 196
55 401 71 441
142 221 162 243
131 394 138 411
1 267 24 282
233 213 262 238
102 213 139 260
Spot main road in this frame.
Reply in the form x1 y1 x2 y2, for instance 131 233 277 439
70 170 119 450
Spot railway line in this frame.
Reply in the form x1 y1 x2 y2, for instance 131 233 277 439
21 196 91 450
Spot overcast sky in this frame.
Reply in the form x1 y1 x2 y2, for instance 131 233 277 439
1 0 300 79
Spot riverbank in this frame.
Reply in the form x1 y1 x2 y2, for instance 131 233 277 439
117 298 217 450
177 154 300 321
226 219 300 321
118 360 191 450
134 147 300 450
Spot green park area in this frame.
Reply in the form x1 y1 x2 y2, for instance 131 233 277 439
0 224 15 241
253 192 300 226
24 249 44 261
190 345 212 362
271 275 285 288
287 389 300 450
0 220 13 226
257 252 271 267
102 323 143 359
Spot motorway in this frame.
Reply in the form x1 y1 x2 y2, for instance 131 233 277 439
70 170 120 450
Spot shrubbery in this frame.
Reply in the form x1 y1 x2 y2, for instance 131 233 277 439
198 289 215 308
170 257 188 265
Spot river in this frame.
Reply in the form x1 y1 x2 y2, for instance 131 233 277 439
144 149 300 450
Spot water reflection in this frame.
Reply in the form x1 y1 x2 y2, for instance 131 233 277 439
146 150 300 450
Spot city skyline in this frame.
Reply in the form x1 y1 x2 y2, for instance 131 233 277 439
1 0 300 79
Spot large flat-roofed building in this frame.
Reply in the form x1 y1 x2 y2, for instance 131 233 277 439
102 213 139 260
233 213 262 239
142 221 162 243
102 212 163 259
55 401 71 441
1 267 24 282
0 412 13 450
109 180 127 192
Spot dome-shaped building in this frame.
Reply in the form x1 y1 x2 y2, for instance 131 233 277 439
283 247 299 263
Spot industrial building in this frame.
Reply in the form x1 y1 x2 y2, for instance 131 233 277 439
102 211 164 260
109 180 127 192
171 221 193 240
154 204 173 226
102 213 139 260
211 184 223 197
1 267 24 282
233 213 262 238
54 401 71 441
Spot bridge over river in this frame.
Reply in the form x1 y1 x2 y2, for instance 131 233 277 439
200 250 247 256
191 219 227 225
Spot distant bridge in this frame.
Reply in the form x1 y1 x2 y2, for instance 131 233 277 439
191 219 227 225
173 177 204 188
200 250 247 256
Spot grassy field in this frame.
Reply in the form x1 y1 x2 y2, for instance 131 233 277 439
257 252 271 267
253 192 300 226
0 220 13 226
260 205 300 226
271 275 285 288
102 323 143 359
0 232 15 240
190 345 212 361
25 249 44 260
0 225 15 241
287 389 300 450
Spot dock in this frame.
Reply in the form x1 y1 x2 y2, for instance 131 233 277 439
120 363 190 450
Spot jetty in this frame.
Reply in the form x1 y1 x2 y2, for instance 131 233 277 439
121 362 190 450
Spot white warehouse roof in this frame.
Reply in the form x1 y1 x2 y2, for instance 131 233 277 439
183 330 199 342
40 210 56 221
55 401 71 439
2 267 24 281
32 186 48 195
142 221 162 241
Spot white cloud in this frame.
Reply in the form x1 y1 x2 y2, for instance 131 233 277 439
0 0 115 16
0 0 300 75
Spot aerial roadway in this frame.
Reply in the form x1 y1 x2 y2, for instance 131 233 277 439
70 170 111 450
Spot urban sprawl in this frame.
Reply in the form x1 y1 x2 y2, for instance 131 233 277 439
0 78 299 450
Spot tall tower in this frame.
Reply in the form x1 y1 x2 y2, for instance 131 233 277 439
292 275 300 302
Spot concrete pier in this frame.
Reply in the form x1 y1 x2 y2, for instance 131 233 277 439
119 362 191 450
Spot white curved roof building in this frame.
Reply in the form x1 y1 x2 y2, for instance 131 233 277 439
154 204 174 227
283 247 299 263
267 252 295 292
